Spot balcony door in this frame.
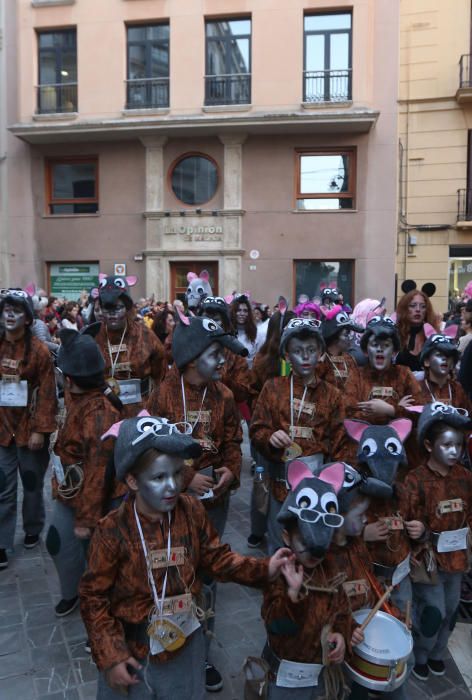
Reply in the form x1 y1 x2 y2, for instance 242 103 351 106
303 13 352 103
205 19 251 105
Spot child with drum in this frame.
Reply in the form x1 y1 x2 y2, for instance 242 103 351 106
402 402 472 683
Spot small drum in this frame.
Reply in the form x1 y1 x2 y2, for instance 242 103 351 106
344 608 413 692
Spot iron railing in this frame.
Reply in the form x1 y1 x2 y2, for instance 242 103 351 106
204 73 251 106
457 189 472 221
459 54 472 89
125 78 169 110
303 69 352 103
36 82 77 114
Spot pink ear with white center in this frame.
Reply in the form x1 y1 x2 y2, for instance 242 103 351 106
389 418 412 442
318 462 345 494
99 273 108 282
424 323 437 339
444 325 458 339
287 460 314 491
24 283 35 296
199 270 210 282
176 306 191 325
344 419 370 443
187 272 197 283
101 420 124 441
406 405 424 414
125 276 138 287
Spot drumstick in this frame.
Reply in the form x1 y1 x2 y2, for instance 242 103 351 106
358 585 394 633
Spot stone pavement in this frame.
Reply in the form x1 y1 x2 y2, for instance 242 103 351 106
0 433 471 699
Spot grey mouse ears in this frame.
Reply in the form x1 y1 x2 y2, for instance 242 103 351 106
401 279 436 298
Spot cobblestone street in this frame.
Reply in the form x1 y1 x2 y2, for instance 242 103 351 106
0 435 471 699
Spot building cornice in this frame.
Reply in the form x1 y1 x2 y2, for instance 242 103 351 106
9 108 379 144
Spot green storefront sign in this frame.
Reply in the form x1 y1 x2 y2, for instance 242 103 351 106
50 263 99 300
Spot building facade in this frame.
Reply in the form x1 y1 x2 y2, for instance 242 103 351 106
9 0 399 305
398 0 472 312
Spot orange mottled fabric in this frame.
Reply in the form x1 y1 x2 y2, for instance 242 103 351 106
261 549 354 664
327 538 377 613
317 352 362 392
80 496 268 671
402 462 472 573
250 374 347 502
146 368 242 504
418 376 472 414
95 320 166 417
0 334 57 446
220 349 255 404
53 390 121 529
363 492 413 569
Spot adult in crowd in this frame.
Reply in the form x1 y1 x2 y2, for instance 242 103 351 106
230 294 265 368
395 281 439 373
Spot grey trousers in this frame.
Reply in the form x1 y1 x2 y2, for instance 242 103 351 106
202 493 230 660
267 493 284 555
46 500 88 600
0 441 49 550
412 570 462 665
96 628 206 700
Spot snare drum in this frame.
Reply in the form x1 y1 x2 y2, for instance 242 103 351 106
344 608 413 692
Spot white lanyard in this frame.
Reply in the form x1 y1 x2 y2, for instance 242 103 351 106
181 375 208 432
134 501 171 621
290 374 308 430
326 353 348 380
106 324 128 378
424 378 452 404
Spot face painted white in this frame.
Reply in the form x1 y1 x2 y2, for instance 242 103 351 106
101 301 127 330
202 310 225 328
425 349 453 380
427 428 464 470
286 336 321 377
194 341 225 382
2 303 26 333
366 336 394 371
135 453 184 514
336 328 351 353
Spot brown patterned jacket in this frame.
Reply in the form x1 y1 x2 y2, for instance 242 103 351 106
327 538 377 613
54 390 120 529
317 352 362 392
402 462 472 573
363 490 413 570
418 376 472 414
220 349 255 404
80 496 268 671
261 549 354 664
95 320 166 418
250 374 347 501
146 367 242 505
0 333 57 446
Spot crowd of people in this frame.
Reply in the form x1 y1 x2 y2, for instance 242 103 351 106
0 272 472 700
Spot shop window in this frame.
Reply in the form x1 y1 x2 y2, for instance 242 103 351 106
449 254 472 308
37 29 77 114
126 23 169 109
46 158 98 214
295 149 356 210
294 260 354 306
170 154 218 206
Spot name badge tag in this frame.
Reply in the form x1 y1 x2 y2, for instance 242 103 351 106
117 379 142 405
290 426 314 440
392 553 411 586
51 452 65 484
438 499 464 515
382 516 404 531
149 547 186 569
437 527 469 553
1 358 19 370
187 410 212 425
370 386 397 400
292 398 315 417
276 660 323 688
0 379 28 407
343 579 369 598
115 361 131 373
109 344 127 354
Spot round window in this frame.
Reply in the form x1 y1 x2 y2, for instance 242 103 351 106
170 154 218 206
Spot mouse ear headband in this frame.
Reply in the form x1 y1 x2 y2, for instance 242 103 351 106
401 279 436 298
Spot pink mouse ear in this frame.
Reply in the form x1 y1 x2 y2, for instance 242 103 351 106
176 306 191 325
444 324 458 339
137 409 150 417
389 418 412 442
101 420 124 441
199 269 210 282
287 460 314 491
424 323 437 339
24 283 35 296
318 462 345 494
324 304 342 321
187 272 197 283
91 288 99 299
125 276 138 287
406 405 424 414
344 419 370 443
224 294 234 304
99 273 108 282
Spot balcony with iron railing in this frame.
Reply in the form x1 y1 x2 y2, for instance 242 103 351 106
36 83 77 114
457 55 472 103
204 73 251 106
125 78 170 110
457 189 472 227
303 69 352 104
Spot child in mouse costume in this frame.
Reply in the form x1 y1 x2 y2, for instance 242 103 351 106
260 460 364 700
318 306 363 391
80 415 290 700
94 274 166 417
402 402 472 683
418 331 471 412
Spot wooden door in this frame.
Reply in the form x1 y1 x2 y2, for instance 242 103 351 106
170 261 219 303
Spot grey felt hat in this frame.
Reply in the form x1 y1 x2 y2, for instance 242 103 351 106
420 334 460 366
417 401 472 446
172 316 248 370
279 317 325 356
102 414 203 481
0 289 34 324
57 323 105 377
360 316 400 352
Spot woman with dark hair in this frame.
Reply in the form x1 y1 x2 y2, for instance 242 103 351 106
0 290 57 569
395 288 440 373
152 308 176 367
61 301 80 331
230 295 264 368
